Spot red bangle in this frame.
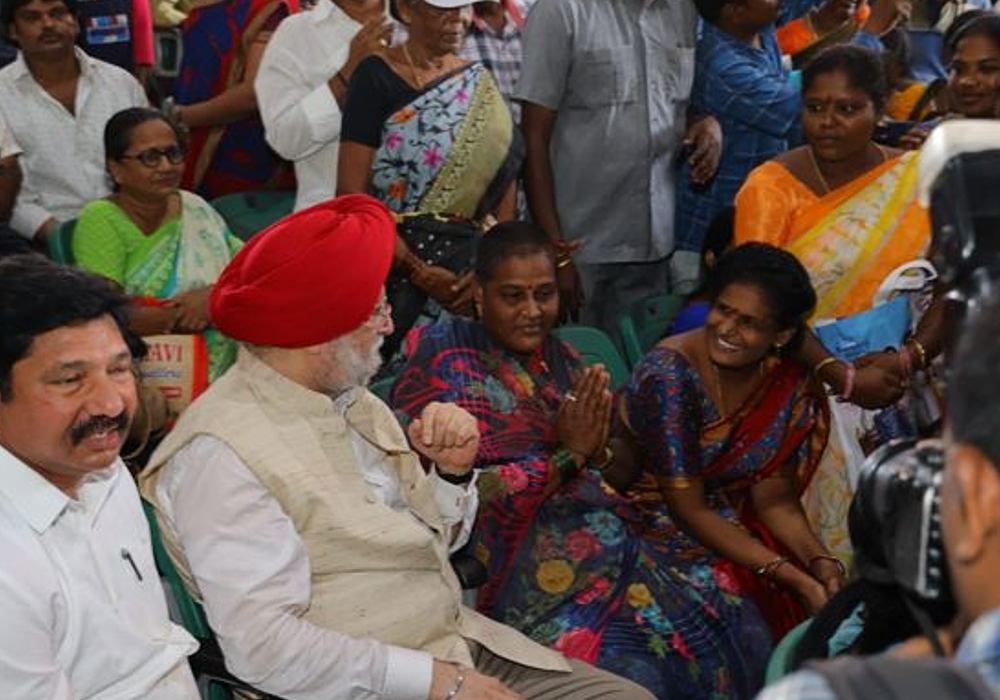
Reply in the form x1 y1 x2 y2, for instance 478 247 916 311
840 362 856 401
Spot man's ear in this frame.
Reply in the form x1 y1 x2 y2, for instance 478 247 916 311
948 445 1000 564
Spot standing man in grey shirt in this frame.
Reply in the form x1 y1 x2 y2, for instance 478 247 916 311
517 0 721 334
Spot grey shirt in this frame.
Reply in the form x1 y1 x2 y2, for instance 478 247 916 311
515 0 697 264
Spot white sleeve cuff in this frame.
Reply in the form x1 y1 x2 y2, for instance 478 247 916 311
382 646 435 700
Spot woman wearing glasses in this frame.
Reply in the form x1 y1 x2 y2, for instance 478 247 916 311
74 107 242 381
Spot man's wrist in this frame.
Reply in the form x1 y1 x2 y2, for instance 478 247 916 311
435 465 474 485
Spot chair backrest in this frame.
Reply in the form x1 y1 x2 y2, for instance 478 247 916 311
618 294 685 367
553 325 630 389
765 618 814 684
210 191 295 241
143 499 264 700
47 218 77 265
141 499 213 639
369 375 396 404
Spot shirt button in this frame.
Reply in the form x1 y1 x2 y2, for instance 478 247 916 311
365 493 377 504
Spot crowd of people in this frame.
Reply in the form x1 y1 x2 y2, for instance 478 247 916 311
2 0 1000 698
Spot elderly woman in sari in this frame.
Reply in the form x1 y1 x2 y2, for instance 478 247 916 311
337 0 520 358
394 225 840 700
73 107 242 381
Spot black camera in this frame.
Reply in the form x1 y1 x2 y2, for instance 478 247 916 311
848 439 950 604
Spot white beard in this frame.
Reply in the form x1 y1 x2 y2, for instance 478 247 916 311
318 332 384 395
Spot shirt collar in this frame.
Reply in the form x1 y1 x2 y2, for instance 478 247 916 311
0 443 124 533
0 443 66 532
10 46 96 84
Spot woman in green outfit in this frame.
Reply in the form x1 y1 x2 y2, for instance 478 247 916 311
74 107 242 381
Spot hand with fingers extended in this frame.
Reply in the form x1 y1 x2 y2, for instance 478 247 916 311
429 661 527 700
555 365 612 463
407 402 480 476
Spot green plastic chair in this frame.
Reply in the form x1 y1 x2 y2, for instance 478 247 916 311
210 190 295 242
142 500 269 700
46 218 77 264
764 618 814 684
618 294 686 367
369 375 396 403
553 325 631 390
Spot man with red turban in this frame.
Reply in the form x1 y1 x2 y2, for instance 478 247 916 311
140 195 652 700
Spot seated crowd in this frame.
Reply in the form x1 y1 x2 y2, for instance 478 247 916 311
1 0 1000 697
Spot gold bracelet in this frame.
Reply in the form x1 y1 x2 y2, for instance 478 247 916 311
556 256 573 269
907 338 928 370
811 356 840 378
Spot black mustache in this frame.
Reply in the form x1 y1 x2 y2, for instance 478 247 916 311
70 412 129 446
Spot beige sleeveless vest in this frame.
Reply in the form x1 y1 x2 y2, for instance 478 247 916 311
141 350 567 672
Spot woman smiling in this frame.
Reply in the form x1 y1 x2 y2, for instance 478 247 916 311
394 227 832 698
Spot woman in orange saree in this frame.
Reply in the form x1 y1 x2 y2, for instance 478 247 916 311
735 45 946 568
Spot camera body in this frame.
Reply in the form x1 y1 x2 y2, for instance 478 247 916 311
849 439 950 602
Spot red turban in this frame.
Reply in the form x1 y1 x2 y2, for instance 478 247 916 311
210 195 396 348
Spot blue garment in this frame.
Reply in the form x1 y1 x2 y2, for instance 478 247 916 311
667 300 710 336
676 24 800 254
755 605 1000 699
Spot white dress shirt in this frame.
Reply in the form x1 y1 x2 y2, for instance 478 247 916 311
0 112 21 160
0 446 199 700
0 48 147 238
154 390 479 700
255 0 362 212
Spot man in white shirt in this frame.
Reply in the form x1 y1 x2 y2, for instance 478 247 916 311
0 0 147 242
0 255 199 699
255 0 393 211
141 195 655 700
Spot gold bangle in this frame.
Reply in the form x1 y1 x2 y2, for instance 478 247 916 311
811 356 840 378
807 554 847 578
907 338 928 370
592 445 614 472
755 555 790 580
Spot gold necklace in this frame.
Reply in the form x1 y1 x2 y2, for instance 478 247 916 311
807 143 890 196
711 360 765 419
400 43 423 89
806 146 832 195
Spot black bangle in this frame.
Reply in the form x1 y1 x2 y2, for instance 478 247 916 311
436 466 474 485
